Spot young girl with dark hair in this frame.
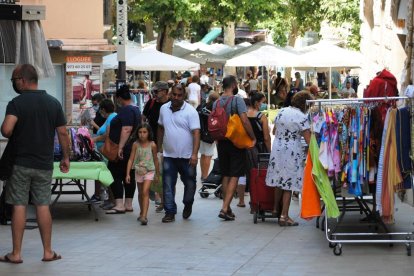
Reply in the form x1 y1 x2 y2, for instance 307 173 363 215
126 123 160 225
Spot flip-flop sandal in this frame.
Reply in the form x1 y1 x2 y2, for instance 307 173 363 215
105 209 126 214
237 204 246 207
125 209 134 212
42 251 62 262
218 209 234 221
0 254 23 264
279 217 298 227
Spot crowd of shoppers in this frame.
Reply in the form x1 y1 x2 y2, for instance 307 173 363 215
0 64 322 264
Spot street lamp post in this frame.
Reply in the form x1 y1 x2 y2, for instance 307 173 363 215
116 0 127 90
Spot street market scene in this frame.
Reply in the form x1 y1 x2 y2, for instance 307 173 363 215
0 0 414 275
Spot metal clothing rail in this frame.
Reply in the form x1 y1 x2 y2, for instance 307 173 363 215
308 96 413 256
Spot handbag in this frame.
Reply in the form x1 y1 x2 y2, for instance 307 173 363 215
100 137 119 162
0 139 14 181
225 98 254 149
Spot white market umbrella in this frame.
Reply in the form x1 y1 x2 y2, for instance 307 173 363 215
103 46 200 71
296 41 364 98
225 42 303 107
180 49 227 65
225 41 303 67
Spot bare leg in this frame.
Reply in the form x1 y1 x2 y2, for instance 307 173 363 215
124 198 133 211
281 190 292 218
139 180 152 219
221 177 239 212
7 205 26 262
273 187 283 214
237 184 246 206
36 205 58 260
137 182 143 217
221 176 229 203
200 155 212 179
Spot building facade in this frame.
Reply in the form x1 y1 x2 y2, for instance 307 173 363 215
359 0 411 92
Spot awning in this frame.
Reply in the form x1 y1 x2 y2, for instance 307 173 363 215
235 29 266 40
0 20 55 78
47 39 116 52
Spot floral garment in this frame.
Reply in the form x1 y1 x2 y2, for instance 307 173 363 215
266 107 310 192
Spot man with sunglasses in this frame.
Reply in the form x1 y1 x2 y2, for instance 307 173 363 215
142 81 170 145
157 84 200 223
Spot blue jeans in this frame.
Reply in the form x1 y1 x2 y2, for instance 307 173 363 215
163 157 197 215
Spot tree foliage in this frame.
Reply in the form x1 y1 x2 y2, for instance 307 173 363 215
258 0 360 49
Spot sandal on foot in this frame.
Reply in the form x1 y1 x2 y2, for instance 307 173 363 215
137 217 148 225
105 209 126 214
227 207 235 218
218 209 234 221
42 251 62 262
279 216 298 227
0 254 23 264
237 203 246 208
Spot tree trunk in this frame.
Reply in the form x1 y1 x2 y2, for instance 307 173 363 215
285 24 299 86
223 22 236 76
145 20 155 42
156 24 175 81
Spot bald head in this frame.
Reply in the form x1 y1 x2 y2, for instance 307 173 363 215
12 64 38 92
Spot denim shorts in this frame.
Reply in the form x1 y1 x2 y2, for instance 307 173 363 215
6 165 53 205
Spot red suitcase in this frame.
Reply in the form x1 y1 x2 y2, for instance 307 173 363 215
249 154 278 224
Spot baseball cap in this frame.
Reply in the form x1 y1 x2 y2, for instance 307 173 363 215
153 81 169 91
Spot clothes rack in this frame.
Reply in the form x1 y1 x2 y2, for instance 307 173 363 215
306 96 414 256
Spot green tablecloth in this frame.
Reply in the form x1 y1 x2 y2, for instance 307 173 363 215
52 162 113 187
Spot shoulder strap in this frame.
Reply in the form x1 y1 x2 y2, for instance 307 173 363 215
223 96 233 109
149 98 156 111
256 112 263 120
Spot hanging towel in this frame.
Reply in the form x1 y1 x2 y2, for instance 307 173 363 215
381 109 403 223
301 152 322 220
395 107 413 190
309 134 340 219
376 109 391 213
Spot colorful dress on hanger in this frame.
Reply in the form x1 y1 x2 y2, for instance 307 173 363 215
265 106 309 192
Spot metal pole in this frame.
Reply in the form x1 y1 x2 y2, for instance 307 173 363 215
306 96 409 104
329 67 332 99
116 0 128 90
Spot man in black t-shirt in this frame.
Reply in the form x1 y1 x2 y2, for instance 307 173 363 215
0 64 70 263
142 81 170 212
142 81 170 145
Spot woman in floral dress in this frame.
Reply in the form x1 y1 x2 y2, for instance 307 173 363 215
266 91 313 226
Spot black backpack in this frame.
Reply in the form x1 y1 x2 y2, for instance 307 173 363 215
199 107 215 144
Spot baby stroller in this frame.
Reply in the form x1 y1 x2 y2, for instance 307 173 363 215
199 158 223 198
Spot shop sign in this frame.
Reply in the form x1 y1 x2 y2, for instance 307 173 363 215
66 56 92 72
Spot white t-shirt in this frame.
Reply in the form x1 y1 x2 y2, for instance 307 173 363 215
249 79 259 91
158 102 200 158
200 74 209 85
188 83 201 103
341 87 356 97
236 89 248 99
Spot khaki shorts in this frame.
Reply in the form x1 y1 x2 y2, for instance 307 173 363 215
6 165 53 206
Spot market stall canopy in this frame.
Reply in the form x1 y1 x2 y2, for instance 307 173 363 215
295 41 364 69
225 41 303 67
102 46 200 71
179 49 227 65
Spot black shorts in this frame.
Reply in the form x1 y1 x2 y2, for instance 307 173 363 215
217 139 246 177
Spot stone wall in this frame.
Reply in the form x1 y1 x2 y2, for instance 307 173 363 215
359 0 408 92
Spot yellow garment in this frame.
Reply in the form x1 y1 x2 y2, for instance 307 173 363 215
381 109 403 223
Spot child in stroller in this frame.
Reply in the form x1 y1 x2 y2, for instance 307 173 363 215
198 158 223 198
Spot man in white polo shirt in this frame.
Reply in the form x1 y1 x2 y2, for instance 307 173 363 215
157 84 200 223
